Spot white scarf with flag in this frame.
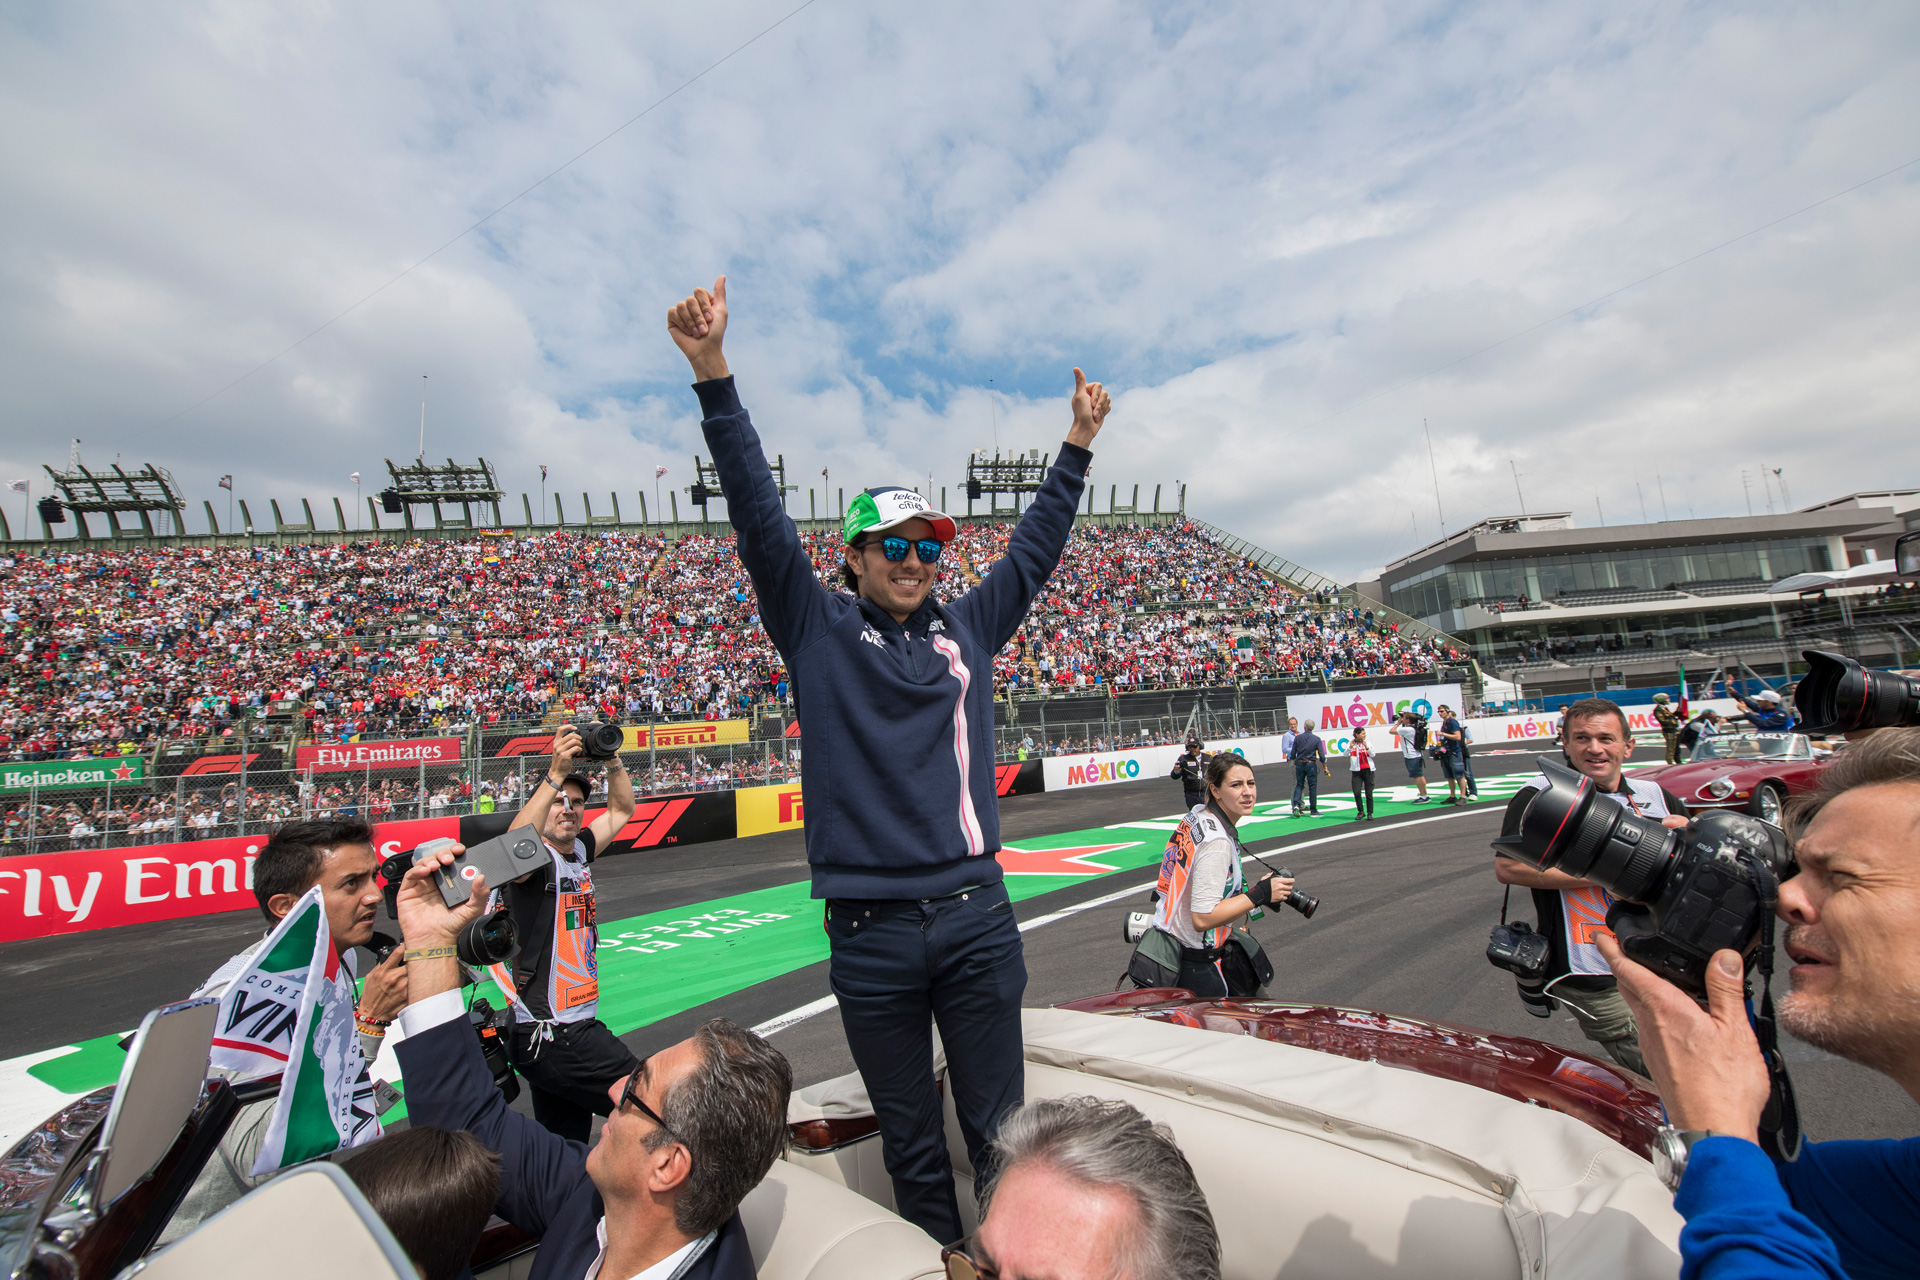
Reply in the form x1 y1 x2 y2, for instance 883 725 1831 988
207 886 382 1175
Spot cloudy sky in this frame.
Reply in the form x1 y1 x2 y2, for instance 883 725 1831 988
3 1 1916 581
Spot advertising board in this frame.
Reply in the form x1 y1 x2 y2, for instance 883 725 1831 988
0 758 146 793
484 719 750 757
1285 684 1464 758
1039 734 1295 793
294 737 463 772
0 786 740 943
736 782 805 837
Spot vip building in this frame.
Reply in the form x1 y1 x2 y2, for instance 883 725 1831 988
1350 491 1919 695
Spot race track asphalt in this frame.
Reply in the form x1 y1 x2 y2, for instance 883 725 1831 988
3 744 1913 1146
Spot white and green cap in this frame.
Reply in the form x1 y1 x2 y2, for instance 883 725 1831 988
843 486 957 545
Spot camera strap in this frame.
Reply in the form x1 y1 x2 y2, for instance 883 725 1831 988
1498 884 1512 926
1744 852 1802 1164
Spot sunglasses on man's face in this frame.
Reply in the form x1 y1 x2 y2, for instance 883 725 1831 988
940 1241 997 1280
863 536 944 564
617 1062 676 1137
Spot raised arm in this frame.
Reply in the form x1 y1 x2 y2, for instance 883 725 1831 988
393 848 587 1233
668 277 830 655
950 369 1108 650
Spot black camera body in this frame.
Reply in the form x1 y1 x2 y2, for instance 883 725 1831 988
1486 920 1550 980
378 848 520 968
468 997 520 1103
567 720 625 761
1494 757 1792 994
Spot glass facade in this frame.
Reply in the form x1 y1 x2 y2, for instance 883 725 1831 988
1386 537 1834 622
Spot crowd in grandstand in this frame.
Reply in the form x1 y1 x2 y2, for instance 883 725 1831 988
0 520 1454 853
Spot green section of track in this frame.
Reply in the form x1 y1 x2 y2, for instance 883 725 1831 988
28 780 1534 1096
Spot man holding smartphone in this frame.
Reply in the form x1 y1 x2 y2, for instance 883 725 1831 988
492 726 639 1141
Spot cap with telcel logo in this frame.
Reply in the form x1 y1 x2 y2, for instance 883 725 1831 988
842 486 957 545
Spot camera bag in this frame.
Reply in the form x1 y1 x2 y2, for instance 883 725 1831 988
1222 930 1274 996
1125 925 1183 989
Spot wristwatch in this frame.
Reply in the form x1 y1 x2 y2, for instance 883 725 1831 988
1650 1126 1718 1191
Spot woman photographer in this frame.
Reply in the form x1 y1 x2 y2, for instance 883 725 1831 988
1146 753 1293 996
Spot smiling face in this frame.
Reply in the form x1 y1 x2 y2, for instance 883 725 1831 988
1562 712 1630 791
1776 781 1920 1079
844 516 939 621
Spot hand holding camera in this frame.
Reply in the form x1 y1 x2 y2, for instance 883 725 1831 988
1247 874 1294 910
1598 937 1769 1143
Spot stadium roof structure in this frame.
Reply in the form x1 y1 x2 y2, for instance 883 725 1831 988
379 457 505 531
38 462 187 538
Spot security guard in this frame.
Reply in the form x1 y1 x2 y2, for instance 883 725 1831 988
1169 734 1208 810
1652 692 1682 763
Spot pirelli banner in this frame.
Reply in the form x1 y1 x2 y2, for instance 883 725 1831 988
483 719 751 758
736 763 1040 839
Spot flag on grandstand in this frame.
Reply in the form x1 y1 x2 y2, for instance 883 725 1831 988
540 465 548 481
206 885 381 1175
349 472 360 485
7 480 24 494
655 465 668 479
218 475 233 491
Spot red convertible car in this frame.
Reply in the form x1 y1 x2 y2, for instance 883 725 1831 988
1637 731 1830 825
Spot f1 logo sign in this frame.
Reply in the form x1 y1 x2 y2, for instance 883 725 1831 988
613 798 696 848
995 764 1021 796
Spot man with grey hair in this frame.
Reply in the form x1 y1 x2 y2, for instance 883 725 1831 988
943 1096 1220 1280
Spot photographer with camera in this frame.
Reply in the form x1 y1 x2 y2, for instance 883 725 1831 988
492 724 640 1142
1133 754 1308 997
1169 734 1208 811
1594 728 1920 1280
1490 699 1689 1074
392 845 792 1280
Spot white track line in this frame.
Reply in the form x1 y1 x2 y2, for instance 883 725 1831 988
749 803 1503 1039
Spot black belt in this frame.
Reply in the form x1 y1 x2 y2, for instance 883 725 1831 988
1179 944 1224 964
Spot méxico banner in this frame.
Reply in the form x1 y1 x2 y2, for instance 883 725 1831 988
206 886 381 1174
1285 683 1464 758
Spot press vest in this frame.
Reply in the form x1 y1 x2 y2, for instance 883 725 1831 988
491 837 600 1025
1150 805 1245 953
1531 773 1673 975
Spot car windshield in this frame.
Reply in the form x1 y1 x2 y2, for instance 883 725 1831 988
1691 733 1809 761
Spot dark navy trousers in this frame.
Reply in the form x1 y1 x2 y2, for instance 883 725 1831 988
826 879 1027 1246
1292 761 1320 812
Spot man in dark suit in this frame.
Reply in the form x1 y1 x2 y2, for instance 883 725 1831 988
391 845 791 1280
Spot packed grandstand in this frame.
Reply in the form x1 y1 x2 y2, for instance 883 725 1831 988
0 519 1462 852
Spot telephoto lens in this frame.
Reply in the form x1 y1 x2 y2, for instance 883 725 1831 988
1493 757 1793 993
1793 649 1920 735
1273 867 1319 919
455 907 519 967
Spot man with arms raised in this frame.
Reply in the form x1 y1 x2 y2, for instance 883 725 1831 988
394 846 790 1280
495 727 640 1141
666 276 1109 1244
1492 699 1688 1073
1600 728 1920 1279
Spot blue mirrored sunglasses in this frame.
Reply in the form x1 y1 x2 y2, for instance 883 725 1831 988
864 536 944 564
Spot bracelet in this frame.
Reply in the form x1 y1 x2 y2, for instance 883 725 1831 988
403 945 457 962
354 1013 393 1028
544 774 566 789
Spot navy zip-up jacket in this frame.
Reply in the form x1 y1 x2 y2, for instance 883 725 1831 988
696 377 1089 900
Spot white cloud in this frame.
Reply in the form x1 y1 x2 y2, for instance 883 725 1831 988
1 0 1916 585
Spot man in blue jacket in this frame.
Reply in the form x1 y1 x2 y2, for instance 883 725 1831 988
1598 727 1920 1279
666 276 1110 1245
391 844 792 1280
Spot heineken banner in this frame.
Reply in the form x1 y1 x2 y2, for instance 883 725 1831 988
207 885 381 1174
0 757 145 793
